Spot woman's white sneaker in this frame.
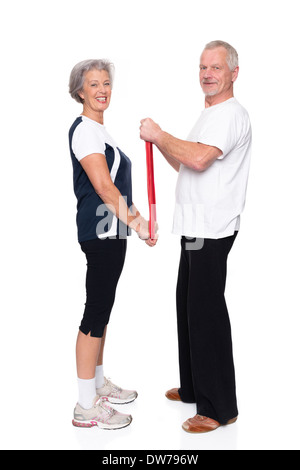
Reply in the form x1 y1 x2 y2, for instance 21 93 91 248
72 396 132 429
96 377 138 404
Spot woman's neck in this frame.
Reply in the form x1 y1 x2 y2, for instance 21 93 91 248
81 107 104 125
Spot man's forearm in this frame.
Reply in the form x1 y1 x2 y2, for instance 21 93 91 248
140 118 222 172
155 130 222 172
154 131 205 171
156 144 180 172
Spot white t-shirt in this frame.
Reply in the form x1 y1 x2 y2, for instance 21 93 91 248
172 97 252 239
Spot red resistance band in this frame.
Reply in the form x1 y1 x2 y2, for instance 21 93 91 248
145 142 157 239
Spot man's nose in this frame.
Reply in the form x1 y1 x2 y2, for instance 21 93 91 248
203 68 213 78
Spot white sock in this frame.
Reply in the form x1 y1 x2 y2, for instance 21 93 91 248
95 365 104 389
77 377 96 410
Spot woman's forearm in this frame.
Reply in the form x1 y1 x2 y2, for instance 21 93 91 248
97 183 137 229
98 186 149 237
79 153 149 238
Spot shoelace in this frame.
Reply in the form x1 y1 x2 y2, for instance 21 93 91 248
105 377 122 393
98 397 116 417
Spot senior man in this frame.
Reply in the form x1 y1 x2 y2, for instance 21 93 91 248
140 40 252 433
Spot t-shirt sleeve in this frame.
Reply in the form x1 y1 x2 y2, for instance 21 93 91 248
72 122 106 161
196 106 241 160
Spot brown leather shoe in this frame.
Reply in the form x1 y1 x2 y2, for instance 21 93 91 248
165 388 181 401
182 414 237 434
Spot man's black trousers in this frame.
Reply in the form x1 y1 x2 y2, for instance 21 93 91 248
176 233 238 424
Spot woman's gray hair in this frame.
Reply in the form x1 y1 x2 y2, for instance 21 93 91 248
203 40 239 71
69 59 115 103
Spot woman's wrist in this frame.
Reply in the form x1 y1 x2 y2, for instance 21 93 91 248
128 214 141 232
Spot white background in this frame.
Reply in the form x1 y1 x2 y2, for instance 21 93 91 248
0 0 299 451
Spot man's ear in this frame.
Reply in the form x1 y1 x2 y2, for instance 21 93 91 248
232 66 239 83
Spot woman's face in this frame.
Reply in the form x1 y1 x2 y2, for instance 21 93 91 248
79 69 112 117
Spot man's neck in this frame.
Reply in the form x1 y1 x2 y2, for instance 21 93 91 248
205 91 234 108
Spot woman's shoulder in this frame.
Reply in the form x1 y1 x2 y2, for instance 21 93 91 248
72 116 104 140
70 116 118 150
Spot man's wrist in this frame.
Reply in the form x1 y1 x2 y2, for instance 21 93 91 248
153 129 165 147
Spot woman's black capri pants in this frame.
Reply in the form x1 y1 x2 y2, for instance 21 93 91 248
79 237 127 338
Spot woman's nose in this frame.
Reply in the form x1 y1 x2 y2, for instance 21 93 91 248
98 84 106 94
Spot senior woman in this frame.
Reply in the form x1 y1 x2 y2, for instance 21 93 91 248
68 59 156 430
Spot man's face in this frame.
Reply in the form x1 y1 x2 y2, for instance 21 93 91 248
199 47 238 99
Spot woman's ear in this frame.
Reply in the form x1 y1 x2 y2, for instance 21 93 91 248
78 89 84 101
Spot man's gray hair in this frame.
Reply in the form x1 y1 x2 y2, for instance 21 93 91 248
69 59 115 104
204 40 239 71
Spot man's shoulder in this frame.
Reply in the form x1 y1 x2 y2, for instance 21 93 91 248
202 98 249 123
226 98 250 119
